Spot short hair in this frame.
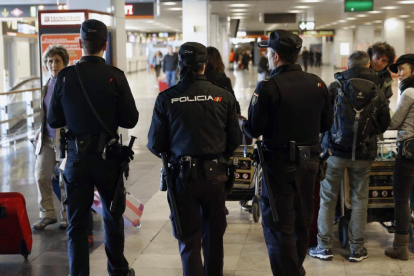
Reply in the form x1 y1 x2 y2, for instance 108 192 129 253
270 48 299 64
206 46 225 74
348 51 370 68
81 38 106 55
367 42 396 64
42 45 69 68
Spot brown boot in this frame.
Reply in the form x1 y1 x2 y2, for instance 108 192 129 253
385 234 409 260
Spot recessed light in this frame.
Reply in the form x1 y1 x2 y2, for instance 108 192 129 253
293 6 310 9
163 2 176 5
398 1 414 4
230 9 247 12
399 15 410 18
169 8 182 11
287 10 301 13
232 13 247 16
356 14 368 18
229 4 250 7
381 6 399 10
374 20 382 23
368 11 382 14
299 0 323 2
338 20 346 23
364 22 372 25
347 17 356 20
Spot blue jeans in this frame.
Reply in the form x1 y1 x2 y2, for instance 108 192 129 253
63 151 128 276
166 70 176 87
317 156 371 251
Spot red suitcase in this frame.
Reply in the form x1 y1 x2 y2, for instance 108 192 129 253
158 79 168 93
0 192 33 259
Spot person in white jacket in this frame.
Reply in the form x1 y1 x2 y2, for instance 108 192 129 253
33 45 69 230
385 54 414 260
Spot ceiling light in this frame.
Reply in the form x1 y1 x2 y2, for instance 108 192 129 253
287 10 301 13
163 2 176 5
338 20 346 23
293 6 310 9
299 0 323 2
350 26 356 28
374 20 382 23
398 1 414 4
230 9 247 12
356 14 368 17
368 11 382 14
381 6 399 10
232 13 247 16
364 22 372 25
169 8 182 11
347 17 356 20
399 15 410 18
229 4 250 7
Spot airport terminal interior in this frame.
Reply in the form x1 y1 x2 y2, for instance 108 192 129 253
2 0 414 275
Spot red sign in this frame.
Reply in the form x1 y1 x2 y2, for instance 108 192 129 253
11 8 23 17
124 5 133 15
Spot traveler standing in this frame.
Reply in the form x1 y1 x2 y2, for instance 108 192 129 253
315 49 322 67
163 45 179 87
47 19 138 276
301 47 309 72
309 49 314 68
205 46 241 114
147 42 241 276
309 51 390 262
258 51 269 82
33 45 69 230
241 30 333 276
385 54 414 260
367 42 396 100
152 51 163 78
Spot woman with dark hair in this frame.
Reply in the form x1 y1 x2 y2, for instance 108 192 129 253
385 54 414 260
205 46 241 114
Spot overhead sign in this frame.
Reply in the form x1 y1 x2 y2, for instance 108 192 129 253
0 5 37 18
125 3 154 19
301 30 335 37
299 21 315 31
345 0 373 12
40 12 85 26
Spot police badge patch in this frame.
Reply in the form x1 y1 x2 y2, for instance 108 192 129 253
251 92 259 105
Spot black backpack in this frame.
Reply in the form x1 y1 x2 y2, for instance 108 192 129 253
330 78 378 161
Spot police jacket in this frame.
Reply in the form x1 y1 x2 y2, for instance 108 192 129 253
205 68 241 114
371 65 393 100
147 75 241 162
242 64 333 151
163 53 178 72
47 56 139 135
321 66 391 160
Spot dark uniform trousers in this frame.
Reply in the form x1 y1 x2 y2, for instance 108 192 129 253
63 150 129 276
260 150 319 276
169 166 227 276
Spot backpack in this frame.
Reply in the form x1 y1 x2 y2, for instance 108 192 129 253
330 78 378 161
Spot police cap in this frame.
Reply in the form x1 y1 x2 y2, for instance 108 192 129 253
178 42 208 67
81 19 107 41
389 54 414 73
258 30 302 55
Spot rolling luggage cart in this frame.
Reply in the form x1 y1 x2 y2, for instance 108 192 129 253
338 139 397 248
226 144 262 222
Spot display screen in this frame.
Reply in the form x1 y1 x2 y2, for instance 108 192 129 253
345 0 374 12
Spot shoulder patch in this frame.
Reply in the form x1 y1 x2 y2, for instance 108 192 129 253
251 92 259 105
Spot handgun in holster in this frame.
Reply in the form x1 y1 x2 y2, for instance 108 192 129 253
226 157 238 194
177 156 191 192
59 128 67 159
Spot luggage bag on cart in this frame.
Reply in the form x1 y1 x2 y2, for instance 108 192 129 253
0 192 33 259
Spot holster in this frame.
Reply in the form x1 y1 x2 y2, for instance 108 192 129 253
225 163 236 194
74 135 92 154
318 161 328 181
297 146 311 168
402 139 414 160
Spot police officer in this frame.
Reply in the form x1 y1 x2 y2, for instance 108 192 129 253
147 42 241 276
240 30 333 276
47 19 138 276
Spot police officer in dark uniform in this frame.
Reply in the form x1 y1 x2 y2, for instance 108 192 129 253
240 30 333 276
47 19 138 276
147 42 241 276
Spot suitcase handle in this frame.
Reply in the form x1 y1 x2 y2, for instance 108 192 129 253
0 205 6 219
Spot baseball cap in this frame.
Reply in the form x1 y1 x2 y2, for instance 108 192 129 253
389 54 414 73
178 42 208 67
80 19 107 41
258 30 302 55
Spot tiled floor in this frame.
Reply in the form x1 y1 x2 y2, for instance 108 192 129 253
1 64 412 276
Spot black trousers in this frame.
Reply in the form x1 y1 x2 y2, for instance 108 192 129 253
393 154 414 235
169 176 227 276
261 156 319 276
63 151 129 276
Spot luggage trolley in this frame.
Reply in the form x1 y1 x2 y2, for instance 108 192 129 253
227 144 262 222
338 139 397 248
